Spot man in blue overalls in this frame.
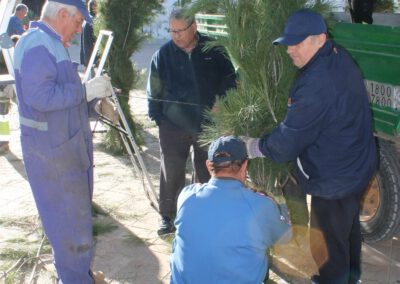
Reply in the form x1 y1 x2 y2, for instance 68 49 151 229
14 0 112 282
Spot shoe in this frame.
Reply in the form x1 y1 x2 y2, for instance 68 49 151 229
0 141 9 154
310 275 319 284
92 270 107 284
157 216 175 236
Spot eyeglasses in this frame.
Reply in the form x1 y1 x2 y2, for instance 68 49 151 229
168 23 193 34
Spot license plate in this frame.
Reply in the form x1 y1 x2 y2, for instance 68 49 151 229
365 80 400 110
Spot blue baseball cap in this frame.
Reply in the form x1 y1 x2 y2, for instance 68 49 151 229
208 136 248 165
49 0 91 23
273 9 327 46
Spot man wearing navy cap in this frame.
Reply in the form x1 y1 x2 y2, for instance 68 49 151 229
242 9 377 284
169 136 292 284
13 0 111 283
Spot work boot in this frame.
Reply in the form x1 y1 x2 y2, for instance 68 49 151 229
92 270 107 284
0 141 9 154
310 275 319 284
157 216 175 236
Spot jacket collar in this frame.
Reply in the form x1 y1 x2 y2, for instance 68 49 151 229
208 176 245 187
300 39 334 72
29 21 62 41
171 32 205 53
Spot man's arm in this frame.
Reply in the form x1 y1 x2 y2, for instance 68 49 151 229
255 195 292 245
147 51 163 125
258 81 328 163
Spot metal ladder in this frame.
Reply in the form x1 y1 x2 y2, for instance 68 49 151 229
0 0 16 81
83 30 159 212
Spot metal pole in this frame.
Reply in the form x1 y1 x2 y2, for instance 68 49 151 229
84 30 159 211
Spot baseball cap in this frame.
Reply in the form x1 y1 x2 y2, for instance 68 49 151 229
208 136 248 165
49 0 91 23
273 9 327 46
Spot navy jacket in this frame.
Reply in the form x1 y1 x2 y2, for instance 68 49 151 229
259 40 377 199
147 33 236 133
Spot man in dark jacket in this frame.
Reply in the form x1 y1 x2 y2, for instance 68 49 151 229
242 9 377 284
147 8 236 236
351 0 375 24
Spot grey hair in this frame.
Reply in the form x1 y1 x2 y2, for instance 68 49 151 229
15 4 28 13
41 1 78 21
169 8 195 25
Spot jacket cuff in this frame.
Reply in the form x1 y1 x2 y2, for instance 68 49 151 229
248 138 264 158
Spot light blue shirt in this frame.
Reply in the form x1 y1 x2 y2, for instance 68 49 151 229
170 177 292 284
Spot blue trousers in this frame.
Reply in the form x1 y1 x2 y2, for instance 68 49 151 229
22 132 95 283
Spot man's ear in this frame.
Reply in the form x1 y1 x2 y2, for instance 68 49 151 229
58 7 69 21
192 21 197 32
317 33 327 47
206 160 213 173
240 160 248 173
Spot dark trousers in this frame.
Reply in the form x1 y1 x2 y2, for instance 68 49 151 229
158 119 210 218
310 194 362 284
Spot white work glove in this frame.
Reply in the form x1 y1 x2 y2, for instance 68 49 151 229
240 136 265 159
85 75 113 102
0 85 14 99
95 98 119 124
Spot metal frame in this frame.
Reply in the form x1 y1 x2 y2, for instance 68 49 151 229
84 30 159 212
0 0 16 81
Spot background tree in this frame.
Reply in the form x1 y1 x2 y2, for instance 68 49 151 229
95 0 163 153
375 0 395 12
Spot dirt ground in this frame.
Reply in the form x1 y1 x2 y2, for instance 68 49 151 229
0 89 172 283
2 39 400 284
1 83 302 283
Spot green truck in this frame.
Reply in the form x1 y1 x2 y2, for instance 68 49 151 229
196 13 400 243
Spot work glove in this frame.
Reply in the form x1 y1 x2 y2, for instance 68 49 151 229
95 98 119 124
85 75 113 102
240 136 265 159
0 85 14 99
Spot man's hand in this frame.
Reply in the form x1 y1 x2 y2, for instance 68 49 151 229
85 75 113 102
95 98 119 124
240 136 265 159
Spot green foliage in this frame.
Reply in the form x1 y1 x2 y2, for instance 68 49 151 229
0 236 53 282
92 221 118 236
92 202 108 216
123 233 147 245
95 0 163 151
191 0 334 193
375 0 394 12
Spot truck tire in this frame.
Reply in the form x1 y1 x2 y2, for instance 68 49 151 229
360 139 400 243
